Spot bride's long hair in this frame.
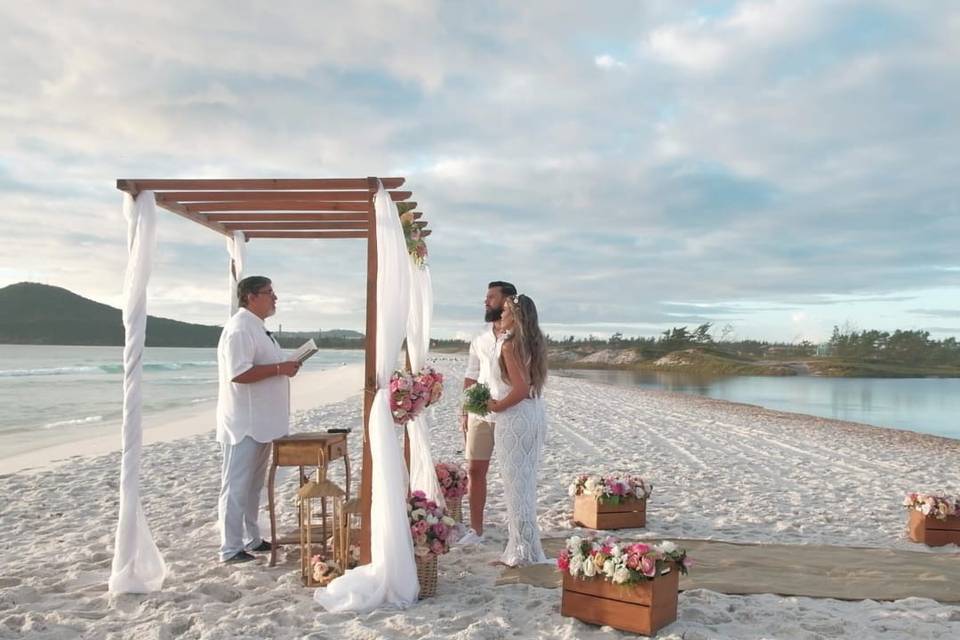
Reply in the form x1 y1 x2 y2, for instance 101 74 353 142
499 294 548 397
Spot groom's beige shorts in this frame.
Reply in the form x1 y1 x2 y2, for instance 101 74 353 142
465 415 495 461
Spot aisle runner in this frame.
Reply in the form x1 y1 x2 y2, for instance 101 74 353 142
497 538 960 603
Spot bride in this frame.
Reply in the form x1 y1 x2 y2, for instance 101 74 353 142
486 293 548 566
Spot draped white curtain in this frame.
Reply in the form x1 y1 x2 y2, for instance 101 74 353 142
227 231 246 315
405 264 444 506
109 191 168 594
314 182 419 611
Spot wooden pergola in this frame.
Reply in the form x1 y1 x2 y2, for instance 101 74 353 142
116 177 430 565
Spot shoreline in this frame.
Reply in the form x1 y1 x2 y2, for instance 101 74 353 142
0 363 364 475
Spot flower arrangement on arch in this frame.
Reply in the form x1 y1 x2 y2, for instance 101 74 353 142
408 490 457 557
389 366 444 425
557 535 690 585
569 474 653 505
435 461 469 500
400 211 428 267
903 492 960 521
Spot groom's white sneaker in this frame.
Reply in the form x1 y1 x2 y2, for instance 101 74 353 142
456 528 485 546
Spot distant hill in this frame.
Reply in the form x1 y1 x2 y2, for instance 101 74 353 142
0 282 363 348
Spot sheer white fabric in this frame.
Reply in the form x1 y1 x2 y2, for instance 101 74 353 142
405 264 445 507
109 191 168 593
227 231 246 316
315 182 419 611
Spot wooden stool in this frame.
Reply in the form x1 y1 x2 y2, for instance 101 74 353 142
267 432 350 567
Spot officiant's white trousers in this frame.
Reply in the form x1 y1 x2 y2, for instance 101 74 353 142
218 436 271 561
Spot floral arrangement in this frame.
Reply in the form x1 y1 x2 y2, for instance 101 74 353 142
400 211 428 267
311 555 341 585
569 474 653 505
408 490 457 557
557 535 690 584
903 492 960 521
435 461 469 500
389 366 444 425
462 382 492 417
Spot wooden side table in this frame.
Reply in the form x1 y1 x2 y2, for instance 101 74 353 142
267 432 350 567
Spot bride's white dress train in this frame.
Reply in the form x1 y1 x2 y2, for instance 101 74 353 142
494 395 547 566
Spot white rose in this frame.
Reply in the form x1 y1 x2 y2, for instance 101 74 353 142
603 560 615 576
426 514 439 525
441 516 456 526
583 559 596 577
613 567 631 584
585 477 600 494
656 541 677 554
411 508 426 520
569 556 583 575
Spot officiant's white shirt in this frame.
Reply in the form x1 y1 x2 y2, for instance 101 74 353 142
465 326 507 408
216 307 290 445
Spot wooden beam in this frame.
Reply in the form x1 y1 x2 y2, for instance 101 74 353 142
360 176 379 566
221 221 369 231
204 212 369 222
156 190 411 203
185 201 370 213
154 199 231 237
242 231 367 239
117 177 405 193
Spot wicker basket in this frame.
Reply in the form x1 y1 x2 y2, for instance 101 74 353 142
415 554 438 599
448 497 463 523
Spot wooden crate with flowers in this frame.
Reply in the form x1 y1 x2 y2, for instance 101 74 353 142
408 490 457 598
558 535 690 636
904 492 960 546
570 474 652 530
435 462 469 523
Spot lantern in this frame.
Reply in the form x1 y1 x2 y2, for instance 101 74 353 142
297 450 345 586
335 497 362 572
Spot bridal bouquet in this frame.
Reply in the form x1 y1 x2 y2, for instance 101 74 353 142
557 535 690 584
408 490 457 557
569 474 653 505
903 492 960 521
435 461 469 500
462 382 492 417
400 211 428 267
389 366 444 425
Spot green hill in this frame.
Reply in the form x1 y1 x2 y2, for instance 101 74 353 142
0 282 364 348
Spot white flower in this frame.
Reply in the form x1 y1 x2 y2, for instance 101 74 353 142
568 484 577 496
441 516 456 526
603 559 615 576
426 514 439 525
567 536 582 551
569 556 583 576
583 559 596 577
411 508 426 520
609 544 623 558
584 476 601 495
656 541 677 554
613 567 631 584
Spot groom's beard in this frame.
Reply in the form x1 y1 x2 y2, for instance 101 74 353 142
484 306 503 322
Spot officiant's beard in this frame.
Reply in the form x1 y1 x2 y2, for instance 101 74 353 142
485 306 503 323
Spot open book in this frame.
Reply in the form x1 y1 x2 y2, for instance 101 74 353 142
291 339 319 364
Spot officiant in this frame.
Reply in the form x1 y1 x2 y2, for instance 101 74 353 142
216 275 301 564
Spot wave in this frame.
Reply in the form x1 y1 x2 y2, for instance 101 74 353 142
44 415 104 429
0 361 218 377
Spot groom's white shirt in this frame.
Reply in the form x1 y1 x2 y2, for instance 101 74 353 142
465 325 507 411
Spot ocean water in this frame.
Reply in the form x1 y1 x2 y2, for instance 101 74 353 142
0 344 364 449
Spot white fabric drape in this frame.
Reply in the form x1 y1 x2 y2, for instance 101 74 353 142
227 231 246 316
314 182 419 611
405 264 444 507
109 191 167 594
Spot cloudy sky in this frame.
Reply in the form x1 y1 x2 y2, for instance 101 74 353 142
1 1 958 342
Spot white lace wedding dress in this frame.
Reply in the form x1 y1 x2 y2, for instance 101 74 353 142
493 353 548 566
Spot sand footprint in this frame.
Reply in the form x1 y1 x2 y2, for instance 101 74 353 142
196 582 242 603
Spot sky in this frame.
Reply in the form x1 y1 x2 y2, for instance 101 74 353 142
1 1 958 342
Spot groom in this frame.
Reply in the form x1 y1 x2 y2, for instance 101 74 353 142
457 280 517 545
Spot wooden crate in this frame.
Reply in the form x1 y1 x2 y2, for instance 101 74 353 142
907 510 960 546
560 567 679 636
573 495 646 530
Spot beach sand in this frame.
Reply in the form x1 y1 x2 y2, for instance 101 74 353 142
1 357 959 639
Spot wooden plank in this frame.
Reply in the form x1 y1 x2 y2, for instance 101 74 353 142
205 212 369 222
243 231 367 239
221 221 370 231
156 190 411 203
359 176 379 566
561 570 679 635
573 496 647 530
185 201 371 213
154 199 231 237
117 177 405 194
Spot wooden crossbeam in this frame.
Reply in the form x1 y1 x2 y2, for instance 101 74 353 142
184 201 371 213
204 212 369 222
221 221 369 231
154 200 231 237
243 231 368 239
117 177 405 195
155 190 412 203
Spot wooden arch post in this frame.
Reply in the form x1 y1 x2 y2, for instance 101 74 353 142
115 176 432 567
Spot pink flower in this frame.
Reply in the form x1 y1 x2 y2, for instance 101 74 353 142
557 550 570 572
430 539 444 555
640 555 657 577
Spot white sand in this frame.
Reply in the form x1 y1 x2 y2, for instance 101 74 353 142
1 356 959 639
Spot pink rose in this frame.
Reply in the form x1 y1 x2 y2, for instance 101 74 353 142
430 539 444 555
557 550 570 572
640 555 657 577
